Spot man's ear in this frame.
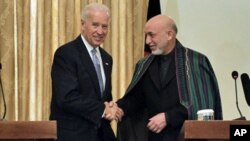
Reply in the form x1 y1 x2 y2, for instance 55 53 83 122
81 19 85 25
167 30 174 40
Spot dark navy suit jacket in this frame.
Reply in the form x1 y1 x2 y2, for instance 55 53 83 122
50 35 115 141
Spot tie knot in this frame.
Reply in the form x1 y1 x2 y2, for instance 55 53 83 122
91 48 97 55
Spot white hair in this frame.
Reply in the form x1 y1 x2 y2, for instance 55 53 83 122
81 3 110 21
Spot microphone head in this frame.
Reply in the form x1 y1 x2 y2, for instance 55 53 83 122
232 71 238 79
241 73 250 106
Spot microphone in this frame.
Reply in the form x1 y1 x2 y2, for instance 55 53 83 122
0 63 7 120
241 73 250 106
232 71 238 79
231 71 246 120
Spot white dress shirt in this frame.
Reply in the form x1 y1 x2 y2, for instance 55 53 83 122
81 35 106 88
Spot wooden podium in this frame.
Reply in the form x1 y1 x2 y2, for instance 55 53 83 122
0 121 57 141
178 120 250 141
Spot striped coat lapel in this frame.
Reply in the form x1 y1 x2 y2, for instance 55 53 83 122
125 55 155 94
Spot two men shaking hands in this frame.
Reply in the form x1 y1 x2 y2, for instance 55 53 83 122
104 101 124 122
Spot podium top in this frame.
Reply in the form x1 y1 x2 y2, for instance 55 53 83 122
178 120 250 141
0 121 57 140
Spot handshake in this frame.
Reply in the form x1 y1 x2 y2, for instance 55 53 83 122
103 101 124 122
103 101 167 133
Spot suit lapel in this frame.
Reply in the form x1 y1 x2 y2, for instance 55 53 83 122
148 54 175 90
75 36 101 97
148 57 161 91
99 48 111 96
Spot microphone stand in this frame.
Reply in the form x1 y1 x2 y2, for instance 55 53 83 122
0 63 7 120
234 78 246 120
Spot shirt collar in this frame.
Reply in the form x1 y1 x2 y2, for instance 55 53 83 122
81 34 100 55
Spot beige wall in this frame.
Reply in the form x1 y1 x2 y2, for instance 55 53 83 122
160 0 250 120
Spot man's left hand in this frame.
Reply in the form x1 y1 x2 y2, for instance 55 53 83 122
147 112 167 133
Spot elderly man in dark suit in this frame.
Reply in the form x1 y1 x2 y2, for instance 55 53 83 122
50 3 116 141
